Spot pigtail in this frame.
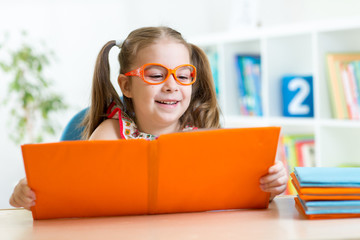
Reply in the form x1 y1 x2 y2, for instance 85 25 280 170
82 40 123 139
181 44 221 128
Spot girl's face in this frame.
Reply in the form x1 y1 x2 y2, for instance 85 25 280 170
119 39 192 134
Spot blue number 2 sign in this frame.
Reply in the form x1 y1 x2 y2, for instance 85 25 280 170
282 76 314 117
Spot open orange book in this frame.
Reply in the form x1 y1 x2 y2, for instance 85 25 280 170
21 127 280 220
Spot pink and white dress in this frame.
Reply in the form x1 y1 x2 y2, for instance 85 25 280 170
106 102 197 140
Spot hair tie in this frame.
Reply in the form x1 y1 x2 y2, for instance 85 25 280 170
115 40 123 48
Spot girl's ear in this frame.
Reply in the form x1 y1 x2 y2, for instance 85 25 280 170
118 74 132 98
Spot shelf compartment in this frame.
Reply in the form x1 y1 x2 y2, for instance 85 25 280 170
318 126 360 167
265 34 313 118
317 28 360 119
222 40 261 116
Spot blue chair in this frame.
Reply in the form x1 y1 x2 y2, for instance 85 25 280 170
60 108 88 141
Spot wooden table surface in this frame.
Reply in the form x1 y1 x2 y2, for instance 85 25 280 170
1 196 359 240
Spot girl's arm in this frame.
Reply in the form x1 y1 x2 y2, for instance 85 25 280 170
89 119 121 140
259 161 288 201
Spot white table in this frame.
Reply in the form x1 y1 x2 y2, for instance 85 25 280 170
1 196 359 240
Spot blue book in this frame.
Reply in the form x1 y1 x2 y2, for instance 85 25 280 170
243 57 256 115
298 197 360 214
294 167 360 187
246 56 262 116
207 51 220 97
235 54 262 116
235 55 248 115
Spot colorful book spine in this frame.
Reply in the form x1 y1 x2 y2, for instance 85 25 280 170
327 55 347 118
347 62 360 119
206 50 220 99
340 62 355 119
278 134 315 195
235 55 248 115
247 57 263 116
353 61 360 111
235 55 262 116
326 53 360 119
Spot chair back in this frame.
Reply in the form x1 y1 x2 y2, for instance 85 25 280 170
60 108 88 141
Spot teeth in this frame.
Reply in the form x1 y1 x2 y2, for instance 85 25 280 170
157 101 178 105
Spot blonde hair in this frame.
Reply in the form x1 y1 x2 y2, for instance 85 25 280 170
82 26 220 139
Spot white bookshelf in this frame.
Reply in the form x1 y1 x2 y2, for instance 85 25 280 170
190 18 360 167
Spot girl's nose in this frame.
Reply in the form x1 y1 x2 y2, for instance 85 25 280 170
162 74 179 92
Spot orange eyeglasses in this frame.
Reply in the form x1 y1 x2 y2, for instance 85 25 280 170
124 63 196 85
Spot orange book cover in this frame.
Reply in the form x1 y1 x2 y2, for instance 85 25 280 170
21 127 280 220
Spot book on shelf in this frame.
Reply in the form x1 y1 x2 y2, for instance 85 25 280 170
205 48 220 98
278 134 315 195
291 167 360 219
295 140 315 168
326 53 360 119
21 127 280 220
235 54 262 116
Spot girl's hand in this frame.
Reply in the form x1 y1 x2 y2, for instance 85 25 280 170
259 161 288 201
9 178 36 210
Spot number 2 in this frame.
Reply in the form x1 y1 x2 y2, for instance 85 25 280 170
288 78 310 115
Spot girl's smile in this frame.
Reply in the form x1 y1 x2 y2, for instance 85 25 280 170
155 99 181 108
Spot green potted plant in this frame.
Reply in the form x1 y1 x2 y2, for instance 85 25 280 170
0 32 67 144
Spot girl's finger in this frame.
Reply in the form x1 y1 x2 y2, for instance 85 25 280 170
261 175 288 190
261 184 287 195
9 194 21 208
268 161 283 174
22 186 36 200
260 166 287 184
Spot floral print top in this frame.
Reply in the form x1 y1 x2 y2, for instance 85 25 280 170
106 102 197 140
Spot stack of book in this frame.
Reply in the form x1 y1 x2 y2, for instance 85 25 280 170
291 167 360 219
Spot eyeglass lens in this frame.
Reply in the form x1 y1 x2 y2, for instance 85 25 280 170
144 65 195 84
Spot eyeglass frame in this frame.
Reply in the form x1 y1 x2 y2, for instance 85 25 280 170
123 63 197 85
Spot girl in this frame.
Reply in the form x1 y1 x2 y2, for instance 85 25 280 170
10 26 287 210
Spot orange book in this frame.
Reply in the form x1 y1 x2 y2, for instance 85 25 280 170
21 127 280 220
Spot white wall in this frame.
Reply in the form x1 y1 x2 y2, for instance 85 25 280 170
1 0 360 209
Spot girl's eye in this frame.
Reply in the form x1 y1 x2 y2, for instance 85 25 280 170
148 74 164 80
144 65 167 82
176 66 194 82
144 72 166 82
177 75 190 82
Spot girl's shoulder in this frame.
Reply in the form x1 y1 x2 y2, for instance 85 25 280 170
106 103 157 140
89 119 121 140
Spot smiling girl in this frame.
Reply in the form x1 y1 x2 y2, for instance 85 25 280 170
10 26 287 209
